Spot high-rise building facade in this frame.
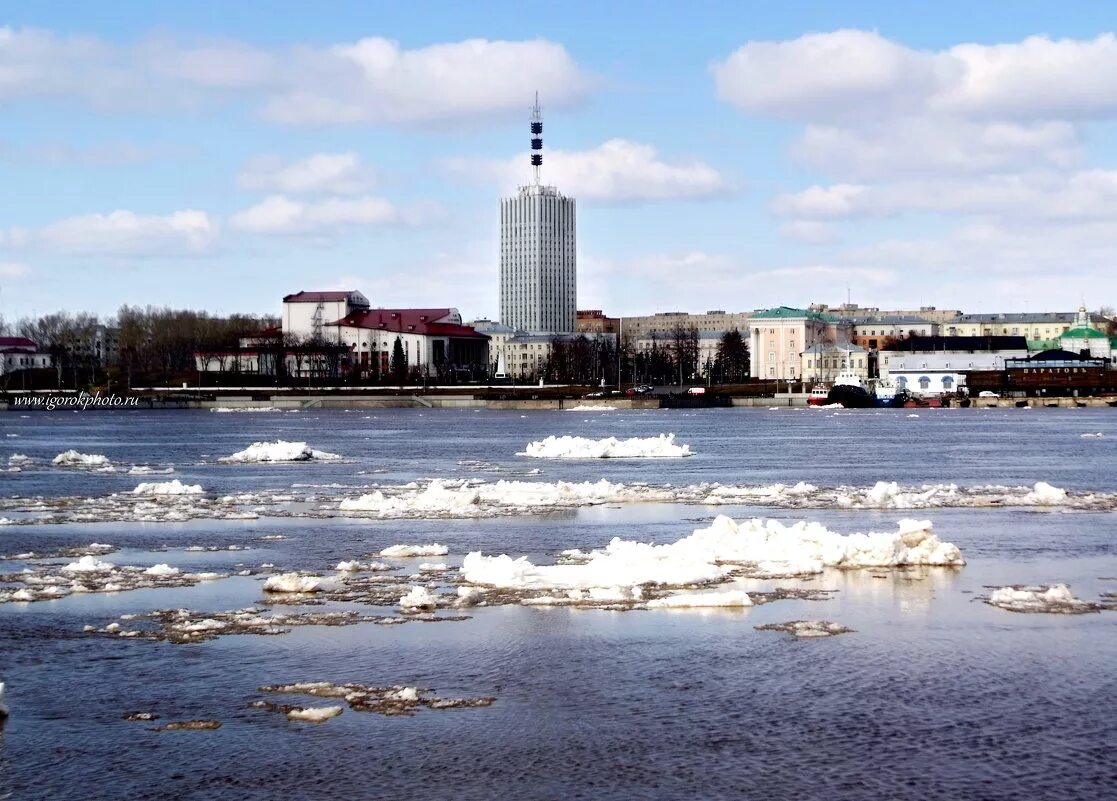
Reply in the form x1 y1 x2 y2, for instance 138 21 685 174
499 95 577 334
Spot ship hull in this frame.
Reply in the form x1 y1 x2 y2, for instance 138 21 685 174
827 384 877 409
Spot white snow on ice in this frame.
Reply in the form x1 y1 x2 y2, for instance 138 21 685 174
519 434 692 458
219 441 341 463
132 480 203 496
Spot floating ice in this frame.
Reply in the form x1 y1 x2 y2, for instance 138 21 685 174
1080 432 1105 439
127 466 175 475
1022 482 1068 505
262 573 322 593
399 586 438 610
565 405 618 412
51 450 110 468
132 480 203 496
519 434 692 458
287 705 343 722
756 620 854 637
418 562 449 572
143 564 181 577
380 543 448 558
462 515 963 592
61 555 115 573
645 590 753 609
218 440 341 463
335 560 391 572
210 407 280 413
987 584 1101 614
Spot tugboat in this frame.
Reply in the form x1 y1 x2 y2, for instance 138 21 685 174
826 366 876 408
808 384 831 406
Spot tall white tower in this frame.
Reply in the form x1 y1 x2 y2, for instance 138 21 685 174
499 93 577 334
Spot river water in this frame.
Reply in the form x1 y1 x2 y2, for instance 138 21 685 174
0 407 1114 800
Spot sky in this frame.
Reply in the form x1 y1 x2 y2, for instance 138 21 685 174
2 0 1117 323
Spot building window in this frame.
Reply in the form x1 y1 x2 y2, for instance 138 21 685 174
919 376 931 390
942 377 954 389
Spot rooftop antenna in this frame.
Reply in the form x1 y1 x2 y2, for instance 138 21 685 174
530 92 543 186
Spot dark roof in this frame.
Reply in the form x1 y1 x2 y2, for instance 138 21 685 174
0 336 38 349
331 309 488 339
283 290 362 303
884 335 1028 352
1028 349 1092 361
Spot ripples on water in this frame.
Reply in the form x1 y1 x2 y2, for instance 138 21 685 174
1 408 1115 800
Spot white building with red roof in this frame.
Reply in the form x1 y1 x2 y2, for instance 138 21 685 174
0 337 52 375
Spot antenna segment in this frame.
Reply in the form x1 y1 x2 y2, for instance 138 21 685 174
530 92 543 186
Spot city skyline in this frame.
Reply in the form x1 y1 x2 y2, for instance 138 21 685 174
3 1 1117 322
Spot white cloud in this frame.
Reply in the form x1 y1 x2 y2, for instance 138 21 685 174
237 152 373 195
778 220 840 244
792 119 1081 181
0 261 30 279
0 27 592 125
229 194 436 235
4 210 217 256
713 30 1117 122
445 139 730 203
263 37 590 125
773 170 1117 221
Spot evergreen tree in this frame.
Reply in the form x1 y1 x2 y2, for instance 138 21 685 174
390 336 407 385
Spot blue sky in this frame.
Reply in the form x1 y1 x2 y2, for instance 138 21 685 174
2 0 1117 323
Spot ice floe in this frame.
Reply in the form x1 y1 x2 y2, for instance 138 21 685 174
379 543 448 557
461 516 963 598
257 681 495 717
286 705 343 722
755 620 854 637
218 440 341 463
151 720 221 731
985 584 1112 614
87 608 395 643
127 465 175 475
399 585 439 611
132 480 203 496
565 405 618 412
1022 481 1068 505
210 407 281 413
519 433 692 458
262 573 323 593
0 556 227 603
51 450 111 468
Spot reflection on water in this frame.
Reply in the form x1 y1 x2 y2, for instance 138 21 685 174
0 408 1115 801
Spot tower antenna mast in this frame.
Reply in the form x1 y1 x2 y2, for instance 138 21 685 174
530 92 543 186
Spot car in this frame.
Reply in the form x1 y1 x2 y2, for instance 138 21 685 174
686 387 706 395
634 385 654 394
584 391 606 398
978 390 1000 398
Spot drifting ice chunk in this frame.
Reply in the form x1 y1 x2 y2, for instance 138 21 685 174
127 465 175 475
646 590 753 609
52 450 110 468
386 687 420 702
461 515 963 591
0 681 7 716
519 434 692 459
380 543 448 558
342 482 480 515
219 441 341 463
143 564 181 577
987 584 1096 613
132 480 203 496
418 563 449 571
565 405 618 412
399 586 438 610
1022 482 1068 505
286 705 342 722
61 555 115 573
262 573 322 593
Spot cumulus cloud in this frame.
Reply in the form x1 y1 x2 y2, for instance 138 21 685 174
228 194 436 235
791 119 1081 181
3 210 218 256
713 30 1117 122
237 152 374 194
778 220 840 244
773 170 1117 221
445 139 730 203
0 261 31 279
0 27 591 124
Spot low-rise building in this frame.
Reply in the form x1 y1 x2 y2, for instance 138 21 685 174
944 310 1109 342
619 310 751 340
848 316 938 351
880 335 1030 395
575 310 619 335
0 337 52 375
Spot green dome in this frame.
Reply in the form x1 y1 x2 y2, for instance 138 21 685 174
1061 326 1106 339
